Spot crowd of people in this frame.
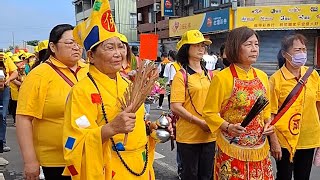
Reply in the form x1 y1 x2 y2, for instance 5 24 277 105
0 0 319 180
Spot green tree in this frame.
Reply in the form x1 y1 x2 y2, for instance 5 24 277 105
26 40 40 46
8 46 14 51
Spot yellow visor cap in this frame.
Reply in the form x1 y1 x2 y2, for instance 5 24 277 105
176 29 212 50
38 40 49 51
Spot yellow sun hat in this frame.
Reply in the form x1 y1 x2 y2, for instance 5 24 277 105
11 55 22 63
25 53 36 59
20 53 27 59
5 52 13 57
38 40 49 52
73 0 120 51
176 29 212 50
19 49 26 55
118 33 128 43
34 46 39 53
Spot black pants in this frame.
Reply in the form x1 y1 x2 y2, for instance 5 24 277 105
177 142 215 180
9 100 17 123
42 167 71 180
276 148 314 180
168 94 171 109
159 94 164 106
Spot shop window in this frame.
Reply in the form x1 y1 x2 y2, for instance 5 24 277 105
221 0 230 4
75 3 83 14
194 0 231 12
130 13 137 29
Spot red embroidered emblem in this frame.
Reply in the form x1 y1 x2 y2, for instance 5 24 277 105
101 10 116 32
112 171 116 178
67 165 78 176
91 93 101 104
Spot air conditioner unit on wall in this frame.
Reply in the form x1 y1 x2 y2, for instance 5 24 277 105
154 3 161 12
148 12 152 23
138 13 143 22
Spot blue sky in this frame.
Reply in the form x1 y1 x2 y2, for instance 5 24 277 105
0 0 76 49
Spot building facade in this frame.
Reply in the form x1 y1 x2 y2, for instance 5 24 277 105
73 0 138 42
165 0 320 75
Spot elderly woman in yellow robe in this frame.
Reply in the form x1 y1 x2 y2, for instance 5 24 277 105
62 1 170 179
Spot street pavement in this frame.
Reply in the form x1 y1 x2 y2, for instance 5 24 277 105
1 98 320 179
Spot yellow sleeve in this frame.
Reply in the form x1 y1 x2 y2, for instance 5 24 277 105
316 72 320 101
63 85 105 179
269 75 279 115
203 74 225 132
16 73 47 119
170 71 185 103
6 59 17 74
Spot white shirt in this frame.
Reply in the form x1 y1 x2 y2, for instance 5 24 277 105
163 62 177 84
203 54 218 70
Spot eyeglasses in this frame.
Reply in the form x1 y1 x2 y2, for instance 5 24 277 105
57 40 81 48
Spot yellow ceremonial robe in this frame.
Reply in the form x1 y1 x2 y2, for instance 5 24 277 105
63 65 156 180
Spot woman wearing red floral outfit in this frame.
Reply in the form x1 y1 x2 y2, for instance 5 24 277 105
203 27 275 179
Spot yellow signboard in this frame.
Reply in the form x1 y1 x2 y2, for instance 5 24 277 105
169 14 204 37
236 4 320 30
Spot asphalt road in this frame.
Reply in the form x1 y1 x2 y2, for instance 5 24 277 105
1 98 320 179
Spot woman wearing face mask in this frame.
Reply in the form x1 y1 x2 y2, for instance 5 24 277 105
269 34 320 180
215 43 231 71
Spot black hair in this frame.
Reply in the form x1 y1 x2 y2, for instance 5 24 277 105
281 33 307 52
168 50 177 61
156 56 161 62
161 53 168 57
131 45 139 56
277 49 285 68
31 48 48 70
176 44 190 66
44 24 74 61
220 43 225 57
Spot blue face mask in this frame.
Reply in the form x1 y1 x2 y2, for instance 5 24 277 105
287 52 307 68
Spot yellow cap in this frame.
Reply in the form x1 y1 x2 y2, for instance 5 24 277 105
38 40 49 51
20 53 27 59
118 33 128 43
19 49 26 54
25 53 35 59
5 52 13 57
11 55 22 63
176 30 212 50
34 46 39 53
73 0 119 51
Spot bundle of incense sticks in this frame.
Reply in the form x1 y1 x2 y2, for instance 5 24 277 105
118 60 159 145
230 95 269 144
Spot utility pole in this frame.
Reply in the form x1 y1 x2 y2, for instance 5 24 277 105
154 0 157 34
232 0 238 29
117 0 121 32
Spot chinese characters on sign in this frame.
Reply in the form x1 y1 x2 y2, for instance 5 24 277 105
169 8 230 37
236 4 320 30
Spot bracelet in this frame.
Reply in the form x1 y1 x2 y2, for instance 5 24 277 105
226 123 230 132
